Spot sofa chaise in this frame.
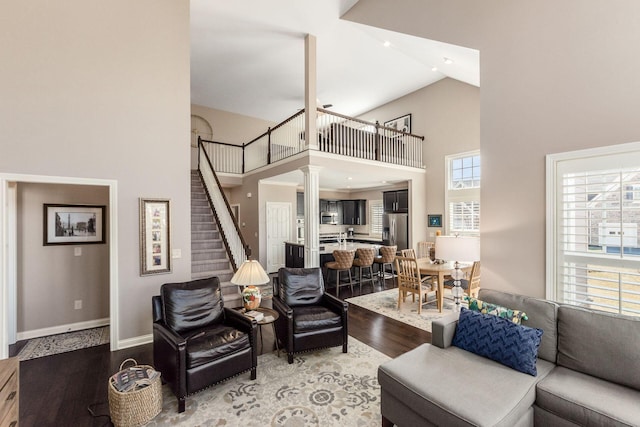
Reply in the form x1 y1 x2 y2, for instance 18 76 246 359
378 288 640 426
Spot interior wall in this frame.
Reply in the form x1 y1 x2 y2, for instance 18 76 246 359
1 0 190 343
191 104 276 169
357 78 481 243
17 183 109 333
344 0 640 297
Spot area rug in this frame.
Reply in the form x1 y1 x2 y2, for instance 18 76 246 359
148 337 388 426
17 326 109 361
346 289 462 332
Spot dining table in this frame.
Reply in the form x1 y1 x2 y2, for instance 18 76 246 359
416 259 473 312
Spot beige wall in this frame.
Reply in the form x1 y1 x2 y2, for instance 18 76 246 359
1 0 190 342
190 104 275 168
17 183 109 332
357 78 481 243
345 0 640 297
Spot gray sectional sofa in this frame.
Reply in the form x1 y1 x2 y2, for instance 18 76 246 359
378 288 640 426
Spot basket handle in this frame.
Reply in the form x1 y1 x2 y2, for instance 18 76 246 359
118 358 138 371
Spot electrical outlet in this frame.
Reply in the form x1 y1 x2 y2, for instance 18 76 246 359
74 247 82 256
74 300 82 310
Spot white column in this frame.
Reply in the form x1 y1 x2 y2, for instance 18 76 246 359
304 34 318 151
301 165 322 267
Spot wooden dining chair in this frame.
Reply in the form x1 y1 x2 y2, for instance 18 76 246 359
400 248 416 259
394 256 437 314
444 261 481 300
417 241 435 260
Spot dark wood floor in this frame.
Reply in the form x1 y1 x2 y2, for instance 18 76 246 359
16 276 430 426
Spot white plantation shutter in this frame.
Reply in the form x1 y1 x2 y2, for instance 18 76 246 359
548 144 640 316
370 200 383 236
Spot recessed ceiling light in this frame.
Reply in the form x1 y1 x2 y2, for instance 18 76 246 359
381 180 387 184
347 177 353 180
431 66 438 72
383 41 391 48
443 57 453 65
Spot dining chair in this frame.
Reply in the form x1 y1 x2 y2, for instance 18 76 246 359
417 241 435 260
374 245 397 282
324 249 356 296
444 260 481 299
400 248 416 259
352 247 376 293
394 256 437 314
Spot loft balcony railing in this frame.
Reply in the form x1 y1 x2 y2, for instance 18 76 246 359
200 108 425 175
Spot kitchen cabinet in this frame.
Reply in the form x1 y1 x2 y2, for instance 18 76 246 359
341 199 367 225
285 242 305 268
383 190 408 213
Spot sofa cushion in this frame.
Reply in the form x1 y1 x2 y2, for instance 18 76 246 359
536 366 640 426
479 289 559 363
161 277 223 334
557 305 640 391
452 308 543 375
378 343 555 427
466 296 528 324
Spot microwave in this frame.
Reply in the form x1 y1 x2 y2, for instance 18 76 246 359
320 212 338 225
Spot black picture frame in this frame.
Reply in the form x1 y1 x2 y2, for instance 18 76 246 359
428 214 442 228
384 113 412 134
43 204 106 245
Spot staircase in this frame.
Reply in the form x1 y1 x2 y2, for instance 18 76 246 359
191 170 242 307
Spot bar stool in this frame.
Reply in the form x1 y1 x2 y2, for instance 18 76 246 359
374 245 397 283
324 249 356 296
352 248 376 293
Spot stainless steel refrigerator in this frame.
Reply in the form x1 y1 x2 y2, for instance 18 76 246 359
382 213 408 250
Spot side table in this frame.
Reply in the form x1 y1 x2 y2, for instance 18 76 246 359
251 307 280 355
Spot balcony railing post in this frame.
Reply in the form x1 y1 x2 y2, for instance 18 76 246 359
267 127 272 165
375 121 381 162
242 144 246 174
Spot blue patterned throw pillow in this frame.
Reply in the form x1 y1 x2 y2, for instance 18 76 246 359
452 308 543 376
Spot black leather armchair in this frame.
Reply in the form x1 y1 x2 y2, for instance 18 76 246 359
272 267 348 364
152 276 257 413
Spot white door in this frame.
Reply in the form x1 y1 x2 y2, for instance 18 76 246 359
266 202 291 273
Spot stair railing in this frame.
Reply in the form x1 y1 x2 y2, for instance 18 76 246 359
198 137 249 270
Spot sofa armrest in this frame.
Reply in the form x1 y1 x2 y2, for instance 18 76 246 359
431 312 460 348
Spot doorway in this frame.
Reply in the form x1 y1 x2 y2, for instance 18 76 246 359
266 202 292 273
0 174 118 359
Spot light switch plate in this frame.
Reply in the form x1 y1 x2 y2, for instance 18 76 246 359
74 247 82 256
172 249 182 259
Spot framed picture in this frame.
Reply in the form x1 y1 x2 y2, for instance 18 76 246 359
428 214 442 228
384 113 412 134
139 198 171 276
43 204 106 245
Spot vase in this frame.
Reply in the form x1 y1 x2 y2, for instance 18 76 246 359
242 285 262 310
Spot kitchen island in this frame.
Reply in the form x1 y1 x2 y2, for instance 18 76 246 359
284 241 382 269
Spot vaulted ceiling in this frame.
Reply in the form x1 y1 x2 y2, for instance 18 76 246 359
190 0 479 123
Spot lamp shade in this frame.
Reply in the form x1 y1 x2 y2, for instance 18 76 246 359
435 236 480 262
230 259 270 286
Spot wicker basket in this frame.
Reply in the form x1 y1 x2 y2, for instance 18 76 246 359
108 358 162 427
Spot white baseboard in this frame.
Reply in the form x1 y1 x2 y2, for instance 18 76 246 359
118 334 152 350
17 317 110 341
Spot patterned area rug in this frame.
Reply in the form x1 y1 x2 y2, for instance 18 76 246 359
17 326 109 361
148 338 388 426
346 289 461 332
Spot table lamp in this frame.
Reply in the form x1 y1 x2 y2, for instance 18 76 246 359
230 259 271 310
435 235 480 311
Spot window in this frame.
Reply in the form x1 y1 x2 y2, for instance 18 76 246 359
547 142 640 317
369 200 383 236
446 151 480 235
